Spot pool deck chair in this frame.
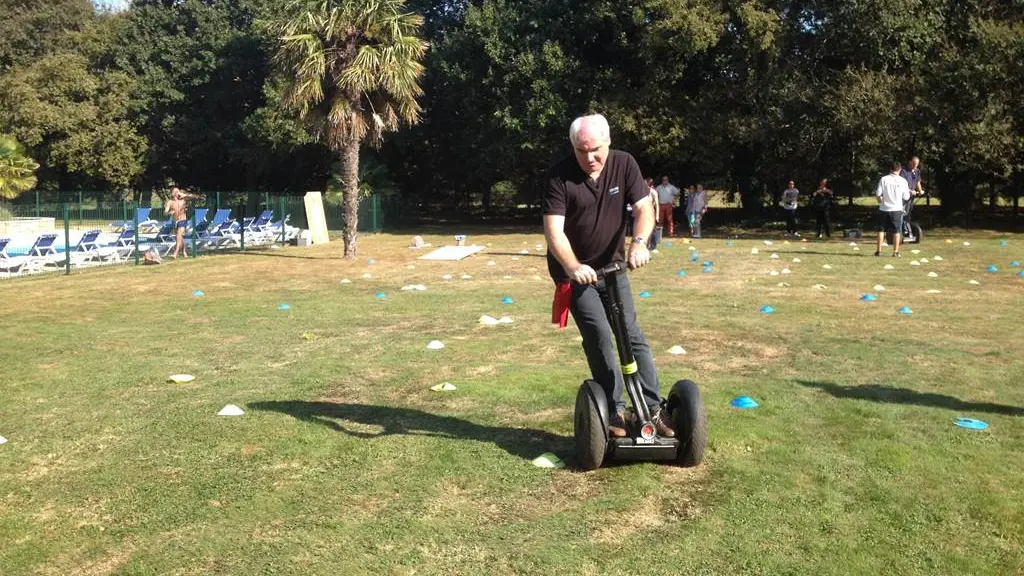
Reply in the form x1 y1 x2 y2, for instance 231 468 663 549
0 237 32 275
111 207 158 232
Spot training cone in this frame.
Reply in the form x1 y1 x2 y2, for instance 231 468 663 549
884 264 895 270
278 303 291 310
430 382 457 392
986 265 998 273
822 264 833 270
168 374 195 383
501 296 514 304
668 345 686 355
340 278 352 284
968 280 980 285
751 248 759 254
426 340 445 350
897 306 913 315
770 253 779 259
639 291 651 298
531 452 566 469
760 305 775 314
874 285 886 291
375 292 386 299
192 290 204 297
954 417 988 430
677 270 687 276
730 395 759 409
860 294 878 302
479 315 500 326
361 273 372 279
927 272 938 277
0 435 7 445
217 404 245 416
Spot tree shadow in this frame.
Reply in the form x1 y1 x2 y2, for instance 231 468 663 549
249 400 574 462
796 380 1024 416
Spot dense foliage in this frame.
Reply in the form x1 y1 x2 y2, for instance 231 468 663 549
1 0 1021 220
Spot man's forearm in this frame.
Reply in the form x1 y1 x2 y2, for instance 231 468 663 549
632 203 655 240
545 228 581 274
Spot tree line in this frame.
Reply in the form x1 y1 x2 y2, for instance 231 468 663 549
1 0 1021 223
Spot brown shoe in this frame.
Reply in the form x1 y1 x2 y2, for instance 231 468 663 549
652 410 676 438
608 412 628 438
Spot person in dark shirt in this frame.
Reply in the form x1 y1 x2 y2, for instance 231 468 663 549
543 114 675 439
811 179 834 239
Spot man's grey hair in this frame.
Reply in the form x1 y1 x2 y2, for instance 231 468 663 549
569 114 611 147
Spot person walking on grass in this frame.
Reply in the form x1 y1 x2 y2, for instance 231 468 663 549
163 186 201 259
686 184 707 238
655 175 680 237
874 162 911 257
544 113 675 439
811 179 834 239
781 180 800 236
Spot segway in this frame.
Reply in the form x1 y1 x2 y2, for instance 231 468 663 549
886 195 924 245
573 262 708 470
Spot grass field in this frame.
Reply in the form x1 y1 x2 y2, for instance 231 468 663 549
1 227 1022 575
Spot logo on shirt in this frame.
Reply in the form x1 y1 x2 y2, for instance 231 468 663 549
609 186 620 196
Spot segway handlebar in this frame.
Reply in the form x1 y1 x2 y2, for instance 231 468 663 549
595 262 625 279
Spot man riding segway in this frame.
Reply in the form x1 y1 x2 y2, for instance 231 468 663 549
545 114 706 469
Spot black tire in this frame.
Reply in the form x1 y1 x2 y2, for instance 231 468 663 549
667 380 708 467
909 222 922 244
574 381 608 471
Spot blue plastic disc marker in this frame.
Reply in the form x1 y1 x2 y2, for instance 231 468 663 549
278 303 291 310
690 254 699 263
501 296 514 304
731 395 759 409
375 292 386 299
703 260 713 266
677 270 687 277
860 294 878 302
954 417 988 430
639 291 651 298
999 240 1008 247
1019 271 1024 278
192 290 204 297
897 306 913 315
725 241 734 247
760 305 774 314
664 241 673 247
986 265 998 273
368 258 376 264
1011 261 1021 268
703 266 713 273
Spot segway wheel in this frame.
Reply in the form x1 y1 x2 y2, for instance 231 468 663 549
574 381 608 471
667 380 708 467
909 222 922 244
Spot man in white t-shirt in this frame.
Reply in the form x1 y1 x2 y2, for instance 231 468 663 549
874 161 911 257
655 176 680 236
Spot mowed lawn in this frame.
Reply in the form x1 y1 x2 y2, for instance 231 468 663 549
1 227 1022 575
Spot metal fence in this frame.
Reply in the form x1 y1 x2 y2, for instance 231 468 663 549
0 193 406 280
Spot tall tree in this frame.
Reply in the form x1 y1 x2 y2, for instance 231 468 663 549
0 135 39 200
274 0 427 257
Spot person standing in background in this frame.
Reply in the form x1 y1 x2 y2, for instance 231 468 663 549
781 180 800 237
686 184 707 239
811 179 834 239
655 176 680 237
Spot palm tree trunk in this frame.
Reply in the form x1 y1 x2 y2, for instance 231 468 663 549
341 136 360 258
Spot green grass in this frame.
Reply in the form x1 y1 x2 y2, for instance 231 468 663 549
1 228 1022 575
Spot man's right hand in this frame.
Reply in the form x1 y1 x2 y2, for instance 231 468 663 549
569 264 598 285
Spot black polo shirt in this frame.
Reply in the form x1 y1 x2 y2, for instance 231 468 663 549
543 149 647 282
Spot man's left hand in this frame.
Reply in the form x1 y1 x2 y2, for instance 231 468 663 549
628 243 650 270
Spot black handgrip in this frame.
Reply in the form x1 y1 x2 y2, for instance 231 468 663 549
596 262 625 279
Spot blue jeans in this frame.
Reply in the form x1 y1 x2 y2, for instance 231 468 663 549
569 272 662 414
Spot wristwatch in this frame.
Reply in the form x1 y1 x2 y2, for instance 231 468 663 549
632 236 646 245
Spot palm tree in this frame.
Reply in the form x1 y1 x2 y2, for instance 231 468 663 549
275 0 427 257
0 135 39 200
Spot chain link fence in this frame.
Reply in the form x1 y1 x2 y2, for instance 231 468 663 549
0 193 407 280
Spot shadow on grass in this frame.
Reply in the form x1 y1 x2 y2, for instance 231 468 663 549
249 400 573 461
797 381 1024 416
